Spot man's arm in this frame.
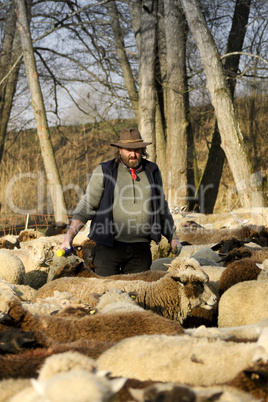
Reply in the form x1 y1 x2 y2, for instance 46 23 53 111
60 219 85 250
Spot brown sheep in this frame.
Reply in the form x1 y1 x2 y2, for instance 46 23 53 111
0 290 185 346
177 224 268 246
218 258 262 297
44 222 67 237
72 239 96 269
17 229 43 243
226 362 268 401
51 261 167 282
219 246 268 266
0 238 20 250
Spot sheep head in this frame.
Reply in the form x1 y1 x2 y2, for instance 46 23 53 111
169 268 217 323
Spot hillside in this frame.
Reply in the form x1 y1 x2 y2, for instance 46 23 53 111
0 97 267 228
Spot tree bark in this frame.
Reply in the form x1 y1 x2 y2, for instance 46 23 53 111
107 0 139 121
14 0 68 223
138 0 158 161
0 2 22 164
164 0 188 207
196 0 252 213
181 0 263 208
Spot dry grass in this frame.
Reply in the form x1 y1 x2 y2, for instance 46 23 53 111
0 98 267 226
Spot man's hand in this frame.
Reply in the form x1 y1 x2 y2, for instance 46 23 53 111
170 239 182 256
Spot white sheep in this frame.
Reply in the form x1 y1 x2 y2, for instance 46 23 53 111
0 378 31 402
21 290 86 316
33 262 217 323
92 288 143 314
9 370 126 402
0 250 26 284
256 258 268 280
97 332 268 387
218 280 268 327
3 237 60 273
38 351 98 380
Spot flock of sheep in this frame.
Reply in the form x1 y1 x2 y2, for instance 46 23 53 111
0 208 267 401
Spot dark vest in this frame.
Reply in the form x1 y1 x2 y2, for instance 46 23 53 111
89 158 165 247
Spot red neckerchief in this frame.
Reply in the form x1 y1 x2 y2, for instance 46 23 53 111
130 168 137 180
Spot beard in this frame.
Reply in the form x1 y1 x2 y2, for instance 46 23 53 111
120 152 142 168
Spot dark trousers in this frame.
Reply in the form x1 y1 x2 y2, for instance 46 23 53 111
92 241 152 276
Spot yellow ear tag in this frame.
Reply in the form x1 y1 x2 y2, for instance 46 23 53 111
90 309 96 314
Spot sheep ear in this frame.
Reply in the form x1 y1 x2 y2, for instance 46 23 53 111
163 263 172 268
172 275 187 285
31 378 46 396
256 263 264 270
109 377 128 394
128 388 144 401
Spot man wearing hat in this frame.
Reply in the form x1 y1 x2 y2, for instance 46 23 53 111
60 128 182 276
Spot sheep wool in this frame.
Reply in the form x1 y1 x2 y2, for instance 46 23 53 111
97 334 266 387
0 250 26 284
218 280 268 327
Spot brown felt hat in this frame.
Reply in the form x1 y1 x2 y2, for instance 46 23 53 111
110 128 152 149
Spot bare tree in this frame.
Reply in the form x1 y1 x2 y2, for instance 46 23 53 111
0 2 23 164
164 0 188 206
138 0 158 161
194 0 253 213
14 0 68 223
181 0 264 208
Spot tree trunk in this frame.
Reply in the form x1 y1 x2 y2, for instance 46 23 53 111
14 0 68 223
0 2 22 164
164 0 188 207
196 0 252 213
107 0 139 121
138 0 158 161
181 0 263 208
129 0 142 52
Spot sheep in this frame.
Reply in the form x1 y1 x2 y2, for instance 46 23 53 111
0 287 186 346
37 351 97 380
129 382 262 402
256 258 268 281
90 288 142 314
219 246 268 265
179 244 218 258
33 263 217 323
226 361 268 401
46 254 85 282
44 221 67 237
0 238 20 250
0 378 31 402
218 280 268 327
0 339 116 379
150 257 174 271
15 284 36 302
190 247 222 264
2 237 60 273
0 250 26 284
218 258 262 297
50 260 167 282
17 229 43 243
24 270 48 290
177 224 267 245
96 333 268 387
0 328 37 354
9 370 127 402
21 290 84 316
72 238 96 268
